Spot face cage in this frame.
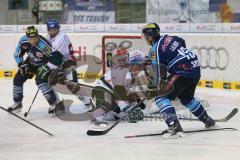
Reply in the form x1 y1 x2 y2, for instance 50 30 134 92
28 36 39 46
113 54 128 67
129 63 143 76
48 28 59 38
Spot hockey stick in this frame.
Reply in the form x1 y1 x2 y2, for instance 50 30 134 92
125 127 237 138
179 108 238 122
0 106 53 136
87 99 145 136
64 80 117 98
144 108 238 123
24 88 40 118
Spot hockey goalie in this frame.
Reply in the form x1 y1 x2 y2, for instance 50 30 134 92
48 49 149 124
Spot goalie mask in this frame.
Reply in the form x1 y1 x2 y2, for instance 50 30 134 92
113 49 129 68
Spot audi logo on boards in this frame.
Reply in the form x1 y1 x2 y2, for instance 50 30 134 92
191 46 229 70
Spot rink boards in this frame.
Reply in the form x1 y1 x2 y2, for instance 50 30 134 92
0 32 239 90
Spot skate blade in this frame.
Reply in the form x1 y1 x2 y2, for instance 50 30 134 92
10 108 22 114
162 132 185 139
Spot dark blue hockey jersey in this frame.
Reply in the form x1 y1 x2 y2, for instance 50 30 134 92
149 35 200 86
14 35 52 67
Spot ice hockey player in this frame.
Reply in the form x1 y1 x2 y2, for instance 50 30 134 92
46 49 147 124
90 49 146 125
47 19 92 107
8 26 64 116
142 23 215 137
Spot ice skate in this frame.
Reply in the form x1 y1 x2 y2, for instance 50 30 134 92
162 120 185 138
7 102 22 113
200 113 216 128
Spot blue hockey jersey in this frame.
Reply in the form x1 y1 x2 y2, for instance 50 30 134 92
149 35 200 87
14 35 52 67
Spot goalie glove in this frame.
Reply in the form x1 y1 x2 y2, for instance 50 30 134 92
48 68 66 86
66 81 81 94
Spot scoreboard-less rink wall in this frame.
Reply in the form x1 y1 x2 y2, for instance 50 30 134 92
0 32 239 90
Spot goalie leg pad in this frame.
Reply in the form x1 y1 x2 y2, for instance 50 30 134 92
92 86 116 111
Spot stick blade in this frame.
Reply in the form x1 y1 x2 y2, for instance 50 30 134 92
222 108 238 122
87 130 106 136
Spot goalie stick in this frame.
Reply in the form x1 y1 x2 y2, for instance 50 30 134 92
144 108 238 123
125 127 238 138
0 106 53 136
87 99 145 136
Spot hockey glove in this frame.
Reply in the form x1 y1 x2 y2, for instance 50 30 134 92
20 41 31 53
123 106 144 123
62 59 77 70
127 93 140 103
18 62 31 78
36 65 51 81
48 68 66 86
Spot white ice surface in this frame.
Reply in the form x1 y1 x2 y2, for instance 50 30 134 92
0 79 239 160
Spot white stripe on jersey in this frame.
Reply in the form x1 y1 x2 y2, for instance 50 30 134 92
168 56 186 69
39 37 52 49
155 36 164 86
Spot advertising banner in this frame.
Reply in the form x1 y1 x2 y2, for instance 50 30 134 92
146 0 219 23
64 0 115 24
0 32 240 83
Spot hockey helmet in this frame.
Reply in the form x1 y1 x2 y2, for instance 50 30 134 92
26 26 38 38
142 23 160 42
113 49 129 67
47 19 60 31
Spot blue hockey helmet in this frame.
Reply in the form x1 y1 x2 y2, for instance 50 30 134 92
47 19 60 31
142 23 160 42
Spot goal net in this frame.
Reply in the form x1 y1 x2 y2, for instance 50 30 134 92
102 35 150 74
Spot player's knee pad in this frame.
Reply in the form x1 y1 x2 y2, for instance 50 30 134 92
37 81 57 105
13 85 23 102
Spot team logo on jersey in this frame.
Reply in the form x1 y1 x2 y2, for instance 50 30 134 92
21 45 28 50
162 36 172 52
150 51 156 61
36 51 43 58
43 46 52 55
